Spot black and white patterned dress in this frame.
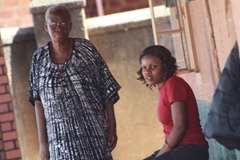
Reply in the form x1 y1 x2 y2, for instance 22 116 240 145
29 38 121 160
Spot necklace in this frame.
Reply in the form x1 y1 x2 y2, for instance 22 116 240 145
51 40 72 93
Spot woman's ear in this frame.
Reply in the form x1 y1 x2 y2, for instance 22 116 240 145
44 22 49 32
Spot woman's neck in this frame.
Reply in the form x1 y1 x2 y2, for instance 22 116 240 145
51 38 73 63
52 38 71 53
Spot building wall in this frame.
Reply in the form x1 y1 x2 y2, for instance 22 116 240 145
181 0 236 101
86 0 149 17
0 0 33 28
0 0 149 28
231 0 240 45
1 0 240 159
0 35 21 160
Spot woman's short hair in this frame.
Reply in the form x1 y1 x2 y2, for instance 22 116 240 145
45 5 71 22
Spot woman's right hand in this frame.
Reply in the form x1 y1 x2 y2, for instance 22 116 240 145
39 143 50 160
35 100 50 160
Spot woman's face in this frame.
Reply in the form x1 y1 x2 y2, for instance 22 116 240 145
141 54 165 87
45 11 72 43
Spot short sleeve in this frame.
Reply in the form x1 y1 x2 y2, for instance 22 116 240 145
166 76 188 104
100 64 121 105
89 41 121 106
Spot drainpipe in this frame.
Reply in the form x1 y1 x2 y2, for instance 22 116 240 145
96 0 104 16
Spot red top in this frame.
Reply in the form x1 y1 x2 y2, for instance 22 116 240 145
158 75 208 146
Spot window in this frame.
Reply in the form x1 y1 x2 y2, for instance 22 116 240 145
148 0 199 72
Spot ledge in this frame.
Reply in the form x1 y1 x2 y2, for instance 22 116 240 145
29 0 86 14
85 6 169 35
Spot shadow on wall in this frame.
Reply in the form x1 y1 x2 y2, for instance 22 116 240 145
2 27 39 159
11 28 39 160
197 99 240 160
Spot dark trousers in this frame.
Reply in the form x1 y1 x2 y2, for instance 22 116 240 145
144 144 209 160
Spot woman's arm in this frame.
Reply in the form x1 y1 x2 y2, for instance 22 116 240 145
35 100 50 160
156 101 187 156
105 99 118 152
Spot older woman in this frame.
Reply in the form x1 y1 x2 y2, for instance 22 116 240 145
29 5 121 160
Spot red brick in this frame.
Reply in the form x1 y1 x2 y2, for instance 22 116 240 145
15 139 20 148
2 19 21 28
2 131 17 141
17 7 30 17
5 0 20 8
0 75 8 84
8 103 14 111
0 93 12 103
128 0 139 2
105 8 119 15
3 65 7 74
1 122 12 132
0 85 6 93
0 141 3 150
4 141 14 150
5 149 21 159
0 66 3 74
0 103 9 113
21 0 31 4
0 49 3 56
0 57 5 65
0 112 15 122
20 16 34 27
0 152 5 159
6 84 10 93
0 42 3 53
0 10 13 19
121 6 135 12
109 0 122 7
12 121 16 130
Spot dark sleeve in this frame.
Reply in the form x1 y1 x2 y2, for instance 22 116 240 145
89 40 121 105
28 50 41 106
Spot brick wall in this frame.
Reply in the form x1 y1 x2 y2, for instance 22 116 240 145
0 0 149 28
0 0 33 28
0 36 21 159
85 0 149 17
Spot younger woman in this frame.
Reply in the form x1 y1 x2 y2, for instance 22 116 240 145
137 45 209 160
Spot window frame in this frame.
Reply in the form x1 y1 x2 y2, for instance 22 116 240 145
148 0 199 72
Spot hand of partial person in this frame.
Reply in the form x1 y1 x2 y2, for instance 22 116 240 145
108 127 118 152
39 143 50 160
